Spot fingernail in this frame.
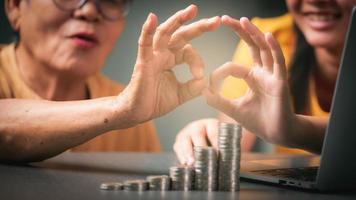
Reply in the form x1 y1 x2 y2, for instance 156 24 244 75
187 4 197 10
207 16 218 23
221 15 230 21
240 17 249 22
147 12 152 18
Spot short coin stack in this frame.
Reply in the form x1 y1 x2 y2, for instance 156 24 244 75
169 166 195 191
194 146 218 191
218 123 242 191
146 175 171 191
100 182 124 190
123 179 149 191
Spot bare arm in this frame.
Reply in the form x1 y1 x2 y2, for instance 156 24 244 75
0 5 221 163
0 97 131 162
286 115 327 154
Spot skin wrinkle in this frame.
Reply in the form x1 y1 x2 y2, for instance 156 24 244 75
1 3 222 162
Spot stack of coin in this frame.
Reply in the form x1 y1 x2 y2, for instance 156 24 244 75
100 182 124 190
146 175 171 191
194 146 218 191
169 166 195 191
218 123 242 191
123 179 149 191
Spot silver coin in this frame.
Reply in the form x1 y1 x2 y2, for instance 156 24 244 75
169 166 194 191
123 179 149 191
194 146 218 191
100 182 124 190
218 123 242 191
146 175 171 191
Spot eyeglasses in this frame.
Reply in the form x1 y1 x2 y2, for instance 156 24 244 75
52 0 132 21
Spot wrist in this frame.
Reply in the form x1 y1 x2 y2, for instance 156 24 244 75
111 85 151 129
283 113 301 148
267 111 299 148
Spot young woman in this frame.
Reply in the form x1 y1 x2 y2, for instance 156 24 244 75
174 0 356 165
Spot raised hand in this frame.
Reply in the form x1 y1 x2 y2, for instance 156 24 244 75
203 16 295 145
117 5 221 124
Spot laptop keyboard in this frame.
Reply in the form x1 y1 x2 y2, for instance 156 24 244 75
251 166 319 182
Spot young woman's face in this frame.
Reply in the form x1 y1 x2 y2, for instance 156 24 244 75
286 0 356 51
10 0 126 77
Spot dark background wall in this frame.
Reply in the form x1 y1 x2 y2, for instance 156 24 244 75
0 0 287 151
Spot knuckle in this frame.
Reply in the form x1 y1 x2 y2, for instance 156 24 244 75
155 26 166 35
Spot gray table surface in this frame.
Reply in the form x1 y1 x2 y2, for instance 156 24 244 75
0 152 355 200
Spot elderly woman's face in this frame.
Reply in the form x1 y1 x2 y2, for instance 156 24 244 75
286 0 356 50
14 0 125 77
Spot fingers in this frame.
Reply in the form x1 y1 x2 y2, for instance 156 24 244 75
173 134 194 165
175 44 204 79
203 88 239 119
153 5 198 50
209 62 250 92
265 32 287 79
204 62 251 121
222 15 274 72
240 17 274 71
205 119 219 150
169 16 221 51
178 77 207 104
174 120 212 166
176 44 207 103
222 15 262 67
137 13 158 61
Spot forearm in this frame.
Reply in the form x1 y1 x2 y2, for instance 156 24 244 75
0 97 134 162
287 114 328 154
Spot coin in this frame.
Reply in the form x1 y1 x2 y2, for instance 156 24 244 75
194 146 218 191
218 123 242 191
123 179 149 191
100 182 124 190
146 175 171 191
169 166 195 191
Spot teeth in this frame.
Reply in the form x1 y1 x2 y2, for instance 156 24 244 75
307 14 337 21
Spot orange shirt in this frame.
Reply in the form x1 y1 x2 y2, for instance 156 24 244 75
0 44 161 152
221 14 329 153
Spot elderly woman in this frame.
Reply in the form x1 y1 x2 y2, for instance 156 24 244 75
0 0 221 162
174 0 356 165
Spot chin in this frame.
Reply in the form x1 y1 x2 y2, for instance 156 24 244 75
304 32 344 50
59 60 102 78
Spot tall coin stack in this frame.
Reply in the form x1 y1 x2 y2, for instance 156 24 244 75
193 146 218 191
169 166 195 191
218 123 242 191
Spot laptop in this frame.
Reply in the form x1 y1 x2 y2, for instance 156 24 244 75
240 7 356 191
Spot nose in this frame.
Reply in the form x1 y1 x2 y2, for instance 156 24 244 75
73 0 102 22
